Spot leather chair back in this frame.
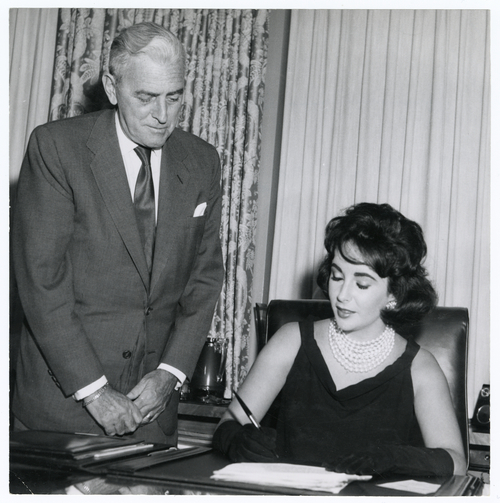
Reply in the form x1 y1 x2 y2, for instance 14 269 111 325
264 299 469 463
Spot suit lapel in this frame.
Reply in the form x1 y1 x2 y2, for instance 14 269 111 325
150 131 190 296
87 110 151 291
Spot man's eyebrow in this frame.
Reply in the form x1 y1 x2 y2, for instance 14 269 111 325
135 88 184 97
167 88 184 96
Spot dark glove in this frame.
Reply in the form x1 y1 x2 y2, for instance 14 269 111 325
212 420 278 462
324 444 454 477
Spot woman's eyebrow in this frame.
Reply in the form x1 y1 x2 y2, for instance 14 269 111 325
332 261 376 281
331 263 342 273
354 271 377 280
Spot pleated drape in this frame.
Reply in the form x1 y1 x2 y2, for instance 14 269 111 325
9 8 59 184
269 10 489 415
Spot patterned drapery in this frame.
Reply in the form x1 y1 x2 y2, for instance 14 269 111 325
49 8 270 394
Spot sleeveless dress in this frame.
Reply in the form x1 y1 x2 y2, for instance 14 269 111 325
275 321 425 464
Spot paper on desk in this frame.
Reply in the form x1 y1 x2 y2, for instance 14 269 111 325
376 479 441 494
211 463 371 494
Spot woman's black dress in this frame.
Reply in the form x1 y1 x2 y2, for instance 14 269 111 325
275 321 425 464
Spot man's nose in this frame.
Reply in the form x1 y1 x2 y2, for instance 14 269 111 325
152 99 168 123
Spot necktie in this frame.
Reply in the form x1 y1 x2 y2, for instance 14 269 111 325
134 146 155 273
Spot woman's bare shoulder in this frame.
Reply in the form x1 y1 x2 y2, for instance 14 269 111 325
412 345 440 367
410 345 447 387
254 321 302 376
266 321 302 350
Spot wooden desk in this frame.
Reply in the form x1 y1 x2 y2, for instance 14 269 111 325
11 450 483 496
177 400 228 447
178 400 228 418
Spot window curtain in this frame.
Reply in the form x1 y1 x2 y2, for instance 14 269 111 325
10 8 59 185
269 10 489 415
48 8 269 395
9 8 59 370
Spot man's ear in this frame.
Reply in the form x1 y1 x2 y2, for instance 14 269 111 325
102 72 118 106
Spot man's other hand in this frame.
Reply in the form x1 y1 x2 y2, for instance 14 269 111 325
85 385 143 436
126 369 177 424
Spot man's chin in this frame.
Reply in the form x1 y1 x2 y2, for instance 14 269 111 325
145 133 173 149
133 128 173 149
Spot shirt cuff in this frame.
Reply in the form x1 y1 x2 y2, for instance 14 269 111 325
73 376 108 401
157 364 186 390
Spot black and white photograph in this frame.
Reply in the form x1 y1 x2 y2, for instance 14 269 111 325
7 0 494 497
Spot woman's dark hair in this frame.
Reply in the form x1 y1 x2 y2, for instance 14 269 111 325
317 202 438 328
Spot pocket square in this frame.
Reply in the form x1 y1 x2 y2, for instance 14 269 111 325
193 202 207 217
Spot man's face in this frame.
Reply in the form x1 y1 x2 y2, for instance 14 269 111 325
103 53 184 149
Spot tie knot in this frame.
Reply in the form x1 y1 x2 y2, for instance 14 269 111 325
135 146 152 166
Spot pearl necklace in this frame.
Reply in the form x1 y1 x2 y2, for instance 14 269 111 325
328 318 395 373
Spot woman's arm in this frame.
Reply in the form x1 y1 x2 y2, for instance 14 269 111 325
411 348 467 475
212 322 301 462
219 321 302 425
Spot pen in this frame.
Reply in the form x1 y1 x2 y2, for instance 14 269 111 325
232 389 279 459
233 390 262 431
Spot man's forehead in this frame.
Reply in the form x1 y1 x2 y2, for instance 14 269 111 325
120 56 184 90
123 51 183 72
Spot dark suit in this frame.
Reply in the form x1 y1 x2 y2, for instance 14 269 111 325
12 109 224 443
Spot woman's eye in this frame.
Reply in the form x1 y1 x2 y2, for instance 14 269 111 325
330 274 342 282
357 283 370 290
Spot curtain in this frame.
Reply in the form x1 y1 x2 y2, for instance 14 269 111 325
10 8 59 185
48 8 269 395
269 10 489 415
9 8 59 371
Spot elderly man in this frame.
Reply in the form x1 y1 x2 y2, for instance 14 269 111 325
12 22 224 444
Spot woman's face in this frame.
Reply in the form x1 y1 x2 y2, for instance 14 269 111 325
328 243 395 339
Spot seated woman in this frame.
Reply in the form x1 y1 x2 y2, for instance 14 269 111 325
213 202 466 477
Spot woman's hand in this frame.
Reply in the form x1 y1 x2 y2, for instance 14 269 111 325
212 420 278 462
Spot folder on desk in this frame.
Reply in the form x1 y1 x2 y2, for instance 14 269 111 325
103 446 211 473
10 430 153 459
10 430 192 471
10 430 213 475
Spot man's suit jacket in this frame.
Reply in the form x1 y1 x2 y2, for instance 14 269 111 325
12 109 224 442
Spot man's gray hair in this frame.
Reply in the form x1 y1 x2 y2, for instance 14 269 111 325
109 22 186 80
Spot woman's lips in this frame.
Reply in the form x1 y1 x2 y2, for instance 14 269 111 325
336 306 354 318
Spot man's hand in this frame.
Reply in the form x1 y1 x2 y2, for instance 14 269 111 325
126 369 178 424
85 385 143 436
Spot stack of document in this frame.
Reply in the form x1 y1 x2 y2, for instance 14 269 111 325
10 430 163 471
211 463 371 494
10 430 154 460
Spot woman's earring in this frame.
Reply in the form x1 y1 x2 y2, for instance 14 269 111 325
385 300 397 310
